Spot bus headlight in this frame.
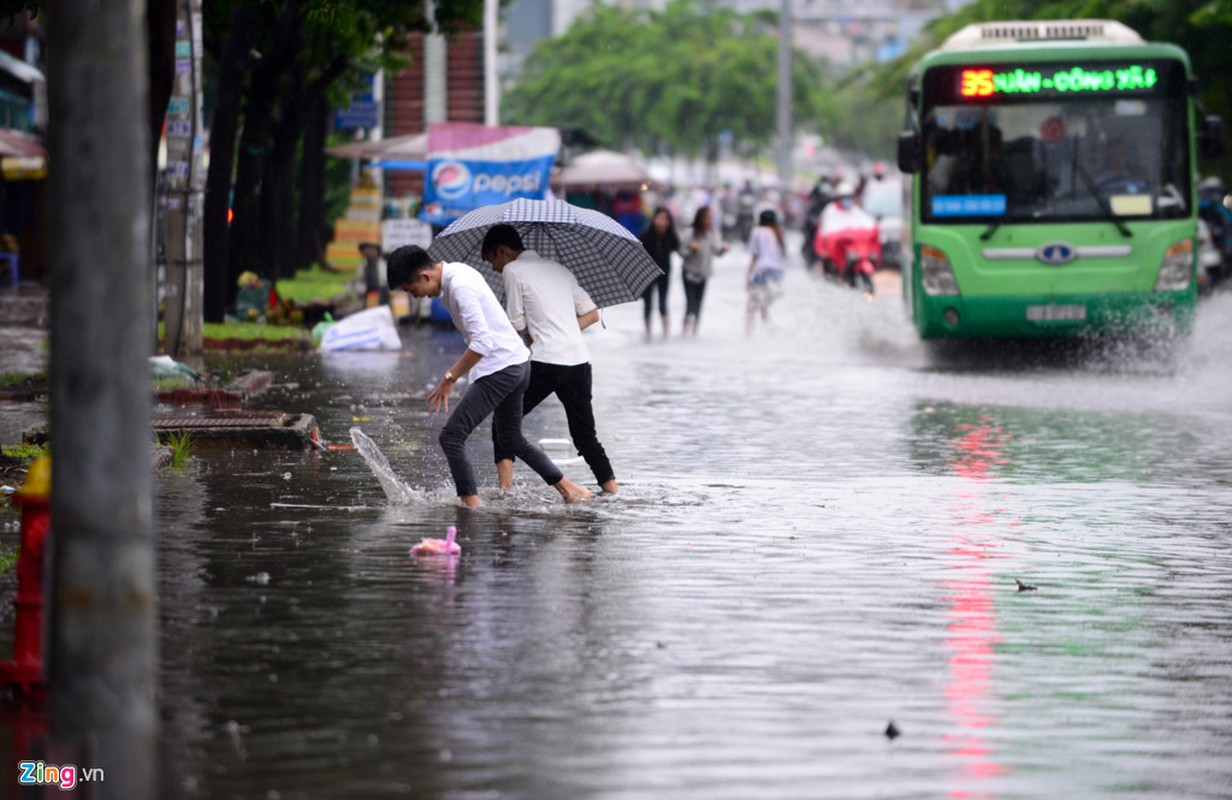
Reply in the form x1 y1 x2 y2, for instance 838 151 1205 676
920 245 959 295
1154 240 1193 291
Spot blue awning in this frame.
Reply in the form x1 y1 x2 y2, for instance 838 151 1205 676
371 159 427 172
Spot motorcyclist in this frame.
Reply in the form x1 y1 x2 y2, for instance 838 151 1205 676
801 178 835 271
1198 175 1232 288
815 182 880 294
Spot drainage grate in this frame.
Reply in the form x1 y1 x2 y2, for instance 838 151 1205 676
153 412 290 430
153 412 320 450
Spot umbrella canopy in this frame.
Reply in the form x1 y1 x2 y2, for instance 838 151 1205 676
556 149 648 187
427 198 662 308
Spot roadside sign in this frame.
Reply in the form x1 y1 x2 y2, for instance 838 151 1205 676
381 218 433 253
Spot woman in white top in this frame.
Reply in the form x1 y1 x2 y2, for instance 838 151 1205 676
746 209 786 335
680 205 729 336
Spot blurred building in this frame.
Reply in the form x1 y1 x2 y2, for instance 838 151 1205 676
501 0 969 81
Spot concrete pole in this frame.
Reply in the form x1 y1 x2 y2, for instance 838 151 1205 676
162 0 206 365
424 0 448 125
776 0 794 193
45 2 158 797
484 0 500 126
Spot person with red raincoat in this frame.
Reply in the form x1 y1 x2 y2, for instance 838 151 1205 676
814 182 881 295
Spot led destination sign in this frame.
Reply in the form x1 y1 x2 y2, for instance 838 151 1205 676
959 64 1158 97
924 60 1181 105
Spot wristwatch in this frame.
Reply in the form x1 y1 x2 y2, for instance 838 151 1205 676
444 371 457 383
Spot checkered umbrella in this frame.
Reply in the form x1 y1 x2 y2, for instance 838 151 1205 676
426 198 662 308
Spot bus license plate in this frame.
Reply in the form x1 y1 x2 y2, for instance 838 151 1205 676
1027 304 1086 322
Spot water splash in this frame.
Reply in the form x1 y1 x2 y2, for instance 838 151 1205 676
350 426 421 505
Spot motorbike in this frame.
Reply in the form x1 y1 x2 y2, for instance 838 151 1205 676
813 209 881 295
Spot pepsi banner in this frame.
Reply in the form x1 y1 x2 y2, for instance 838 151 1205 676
420 123 560 227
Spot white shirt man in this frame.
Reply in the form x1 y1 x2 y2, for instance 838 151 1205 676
502 249 597 366
481 225 618 494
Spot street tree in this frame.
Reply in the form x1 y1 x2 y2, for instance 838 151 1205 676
503 0 834 163
201 0 483 321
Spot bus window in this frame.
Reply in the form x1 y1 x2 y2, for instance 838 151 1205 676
919 59 1192 224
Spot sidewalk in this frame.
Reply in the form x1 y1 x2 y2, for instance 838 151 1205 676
0 283 48 327
0 284 48 377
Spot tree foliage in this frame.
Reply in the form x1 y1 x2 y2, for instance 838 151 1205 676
503 0 835 160
199 0 485 320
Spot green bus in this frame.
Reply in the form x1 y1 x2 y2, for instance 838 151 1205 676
896 19 1225 340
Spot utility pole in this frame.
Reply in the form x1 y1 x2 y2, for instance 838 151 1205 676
162 0 206 364
46 1 159 797
484 0 500 125
776 0 794 193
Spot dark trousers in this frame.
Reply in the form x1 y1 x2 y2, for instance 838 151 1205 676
682 277 707 321
440 361 563 497
493 361 615 486
642 273 669 319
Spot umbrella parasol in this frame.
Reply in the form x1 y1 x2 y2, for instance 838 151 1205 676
325 131 429 161
426 198 662 308
556 149 649 187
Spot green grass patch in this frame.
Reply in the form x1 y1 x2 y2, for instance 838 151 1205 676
155 375 197 391
202 322 310 342
1 371 42 389
2 443 48 461
164 431 195 468
276 264 356 305
0 544 18 573
157 321 311 343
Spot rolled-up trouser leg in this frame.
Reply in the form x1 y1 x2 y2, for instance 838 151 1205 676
439 365 526 497
556 363 615 486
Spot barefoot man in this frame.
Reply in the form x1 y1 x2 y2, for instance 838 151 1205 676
481 224 618 495
387 245 591 507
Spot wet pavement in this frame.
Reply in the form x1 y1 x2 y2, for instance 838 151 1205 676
3 237 1232 798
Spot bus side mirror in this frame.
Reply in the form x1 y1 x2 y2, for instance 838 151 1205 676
1200 115 1226 159
897 131 922 174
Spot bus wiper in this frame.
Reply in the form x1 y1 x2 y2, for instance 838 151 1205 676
979 219 1003 241
1075 164 1133 238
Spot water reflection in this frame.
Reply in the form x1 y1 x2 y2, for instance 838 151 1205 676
940 416 1011 794
4 241 1232 797
908 400 1225 488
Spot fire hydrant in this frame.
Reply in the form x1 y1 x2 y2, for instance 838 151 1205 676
1 454 50 696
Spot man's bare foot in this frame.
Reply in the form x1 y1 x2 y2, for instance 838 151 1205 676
460 494 481 508
496 459 514 490
554 477 591 504
600 479 618 494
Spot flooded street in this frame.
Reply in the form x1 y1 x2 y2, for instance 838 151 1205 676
7 237 1232 798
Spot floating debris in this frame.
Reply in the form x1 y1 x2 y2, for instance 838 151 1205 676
411 525 461 558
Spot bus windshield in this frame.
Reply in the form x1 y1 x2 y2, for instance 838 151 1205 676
920 60 1192 225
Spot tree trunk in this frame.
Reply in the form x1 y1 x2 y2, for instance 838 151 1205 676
267 55 348 280
202 3 258 322
298 93 328 273
162 0 207 363
148 0 176 174
263 70 302 281
46 2 158 796
227 2 301 288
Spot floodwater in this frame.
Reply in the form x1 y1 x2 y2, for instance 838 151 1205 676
6 237 1232 799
